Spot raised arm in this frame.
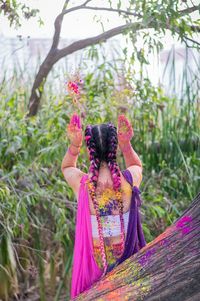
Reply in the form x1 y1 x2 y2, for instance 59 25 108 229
117 115 142 187
61 113 86 194
119 141 142 168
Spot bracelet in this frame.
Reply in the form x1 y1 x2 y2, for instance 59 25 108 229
68 145 80 156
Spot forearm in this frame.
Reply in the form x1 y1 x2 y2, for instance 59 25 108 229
119 141 142 168
61 144 80 170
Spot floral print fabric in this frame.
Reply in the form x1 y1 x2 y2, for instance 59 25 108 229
92 178 133 269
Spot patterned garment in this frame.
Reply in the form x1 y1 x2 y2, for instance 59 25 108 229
95 179 132 215
92 179 133 269
93 166 142 268
93 240 124 269
91 211 130 238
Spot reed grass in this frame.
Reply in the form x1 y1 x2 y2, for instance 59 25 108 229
0 42 199 300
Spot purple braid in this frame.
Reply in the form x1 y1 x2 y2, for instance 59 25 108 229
106 123 125 249
84 123 126 273
85 125 108 274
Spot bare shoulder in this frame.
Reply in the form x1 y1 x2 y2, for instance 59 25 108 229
62 167 87 197
126 165 143 187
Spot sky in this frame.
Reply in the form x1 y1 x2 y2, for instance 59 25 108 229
0 0 128 38
0 0 179 50
0 0 199 46
0 0 199 93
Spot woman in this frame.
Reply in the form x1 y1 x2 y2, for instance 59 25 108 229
61 113 146 299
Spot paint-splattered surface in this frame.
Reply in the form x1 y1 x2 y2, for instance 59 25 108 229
71 192 200 301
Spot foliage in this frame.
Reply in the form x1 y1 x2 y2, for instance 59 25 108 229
0 0 41 28
26 0 200 116
0 41 200 299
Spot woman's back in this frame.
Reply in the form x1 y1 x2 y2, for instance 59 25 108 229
87 165 142 269
62 113 145 298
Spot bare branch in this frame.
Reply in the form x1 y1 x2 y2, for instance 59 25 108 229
182 35 200 47
59 3 142 19
50 2 95 50
82 6 142 18
178 4 200 15
82 0 93 6
60 3 199 19
51 19 62 50
50 0 71 50
54 21 155 63
190 25 200 33
50 2 199 51
62 0 70 12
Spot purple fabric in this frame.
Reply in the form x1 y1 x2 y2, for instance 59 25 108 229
116 169 146 265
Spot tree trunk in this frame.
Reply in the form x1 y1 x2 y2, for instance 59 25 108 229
26 2 200 117
26 21 144 117
72 192 200 301
27 52 57 117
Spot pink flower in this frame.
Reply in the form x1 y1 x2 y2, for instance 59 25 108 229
66 81 80 95
65 71 83 98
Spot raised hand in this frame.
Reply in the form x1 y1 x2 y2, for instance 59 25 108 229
66 112 83 147
117 114 134 146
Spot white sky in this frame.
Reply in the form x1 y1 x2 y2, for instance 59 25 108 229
0 0 199 47
0 0 128 38
0 0 179 50
0 0 199 92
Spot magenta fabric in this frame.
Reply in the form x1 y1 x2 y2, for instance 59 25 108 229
70 169 146 299
70 174 103 299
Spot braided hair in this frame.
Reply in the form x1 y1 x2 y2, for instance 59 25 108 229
85 122 125 274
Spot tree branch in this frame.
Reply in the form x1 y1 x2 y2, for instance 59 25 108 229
59 3 200 20
190 25 200 32
27 0 200 116
62 0 70 12
54 21 154 63
54 11 200 64
82 0 93 5
182 35 200 47
178 4 200 15
50 0 70 50
50 2 199 52
80 6 142 18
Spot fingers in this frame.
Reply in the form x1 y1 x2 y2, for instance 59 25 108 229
118 114 130 126
118 115 129 130
67 124 81 133
70 113 82 129
117 115 134 141
118 121 131 134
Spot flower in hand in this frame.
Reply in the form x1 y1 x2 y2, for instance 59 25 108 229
117 114 134 147
66 112 83 147
65 70 83 104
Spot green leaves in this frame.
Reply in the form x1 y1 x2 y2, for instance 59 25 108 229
0 18 199 296
0 0 41 28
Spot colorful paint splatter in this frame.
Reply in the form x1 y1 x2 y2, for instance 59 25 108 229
73 193 200 300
